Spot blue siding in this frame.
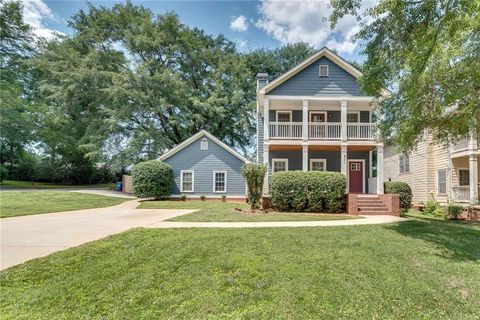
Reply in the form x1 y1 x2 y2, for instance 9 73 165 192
163 136 246 196
268 57 366 96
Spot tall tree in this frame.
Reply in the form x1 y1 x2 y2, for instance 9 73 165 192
330 0 480 150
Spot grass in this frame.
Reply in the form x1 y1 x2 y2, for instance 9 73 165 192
138 200 357 222
1 220 479 319
0 180 114 190
0 191 129 218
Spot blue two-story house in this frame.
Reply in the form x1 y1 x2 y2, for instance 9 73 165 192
257 47 386 195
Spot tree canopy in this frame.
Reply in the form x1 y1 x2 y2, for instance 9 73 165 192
331 0 480 150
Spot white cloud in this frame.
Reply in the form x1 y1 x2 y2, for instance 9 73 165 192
255 0 374 55
22 0 64 39
230 15 248 32
235 39 248 49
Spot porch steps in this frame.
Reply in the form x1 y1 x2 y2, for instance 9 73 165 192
356 195 389 215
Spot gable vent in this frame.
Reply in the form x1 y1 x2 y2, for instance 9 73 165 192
319 65 329 77
200 138 208 150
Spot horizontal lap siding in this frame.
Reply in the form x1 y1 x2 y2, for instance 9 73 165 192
163 137 246 196
258 112 264 163
268 57 366 96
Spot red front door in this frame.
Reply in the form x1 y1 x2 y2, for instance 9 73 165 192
349 161 363 193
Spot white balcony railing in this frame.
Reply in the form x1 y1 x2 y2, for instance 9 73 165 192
452 137 472 153
309 122 341 140
269 122 302 139
347 123 376 140
452 186 470 202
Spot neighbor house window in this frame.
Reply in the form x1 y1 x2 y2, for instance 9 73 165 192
319 64 329 77
310 159 326 171
200 138 208 150
437 169 447 194
276 111 291 122
272 159 288 172
459 169 470 186
181 170 194 192
399 154 410 173
213 171 227 193
347 112 359 123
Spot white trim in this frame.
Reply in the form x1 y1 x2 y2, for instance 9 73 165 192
260 47 363 94
276 110 292 122
158 130 249 163
310 158 327 171
180 170 194 193
265 95 376 102
458 167 470 186
309 111 327 122
200 138 208 150
347 159 366 193
213 170 227 193
319 64 329 77
272 158 288 172
347 111 360 123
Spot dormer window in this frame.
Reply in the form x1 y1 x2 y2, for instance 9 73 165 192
319 64 329 77
200 138 208 150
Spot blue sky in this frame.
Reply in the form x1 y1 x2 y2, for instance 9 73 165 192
22 0 372 61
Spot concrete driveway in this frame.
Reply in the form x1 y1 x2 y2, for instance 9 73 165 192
0 200 196 270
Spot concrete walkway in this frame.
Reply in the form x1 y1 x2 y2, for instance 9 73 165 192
0 200 195 270
70 189 137 199
147 215 406 229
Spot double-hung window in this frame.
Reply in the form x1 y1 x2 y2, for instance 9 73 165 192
437 169 447 195
459 169 470 186
310 159 326 171
213 171 227 193
399 154 410 174
272 159 288 172
276 111 291 123
181 170 194 193
347 112 359 123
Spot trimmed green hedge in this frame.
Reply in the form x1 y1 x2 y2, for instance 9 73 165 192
132 160 173 199
270 171 346 213
384 181 412 211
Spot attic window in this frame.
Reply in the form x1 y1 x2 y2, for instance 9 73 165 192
200 138 208 150
319 65 329 77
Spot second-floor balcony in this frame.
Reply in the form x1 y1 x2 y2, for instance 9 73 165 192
268 122 377 140
452 137 478 153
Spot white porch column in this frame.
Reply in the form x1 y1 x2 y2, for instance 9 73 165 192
302 144 308 171
341 99 347 142
341 144 347 175
264 98 269 141
376 144 384 194
263 143 270 194
469 131 478 203
302 100 308 141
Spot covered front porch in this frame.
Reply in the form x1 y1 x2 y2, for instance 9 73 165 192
451 153 479 204
264 143 384 194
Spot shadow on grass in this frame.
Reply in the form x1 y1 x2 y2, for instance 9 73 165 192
386 219 480 262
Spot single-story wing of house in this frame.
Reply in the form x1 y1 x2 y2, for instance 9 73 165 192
158 130 249 199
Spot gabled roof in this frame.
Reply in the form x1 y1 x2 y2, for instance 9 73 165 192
158 130 249 163
259 47 363 95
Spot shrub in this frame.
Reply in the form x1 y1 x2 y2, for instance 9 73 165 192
242 163 267 209
180 195 186 201
384 181 412 211
270 171 346 213
200 195 206 201
131 160 173 199
221 195 226 202
447 204 464 219
423 200 445 218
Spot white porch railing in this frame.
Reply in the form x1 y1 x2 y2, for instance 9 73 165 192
452 186 470 202
452 137 471 153
347 123 376 140
269 122 302 139
308 122 341 140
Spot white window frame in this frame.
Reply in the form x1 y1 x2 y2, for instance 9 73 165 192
200 138 208 150
399 154 410 174
347 111 360 123
276 111 292 123
310 159 327 171
272 158 288 172
437 169 447 195
458 168 470 186
213 171 227 193
309 111 327 123
319 64 329 77
180 170 194 193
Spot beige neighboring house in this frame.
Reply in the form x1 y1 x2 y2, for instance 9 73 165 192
384 130 479 205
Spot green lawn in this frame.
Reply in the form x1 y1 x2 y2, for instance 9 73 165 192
0 180 114 190
138 200 357 222
0 191 129 218
1 220 479 319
